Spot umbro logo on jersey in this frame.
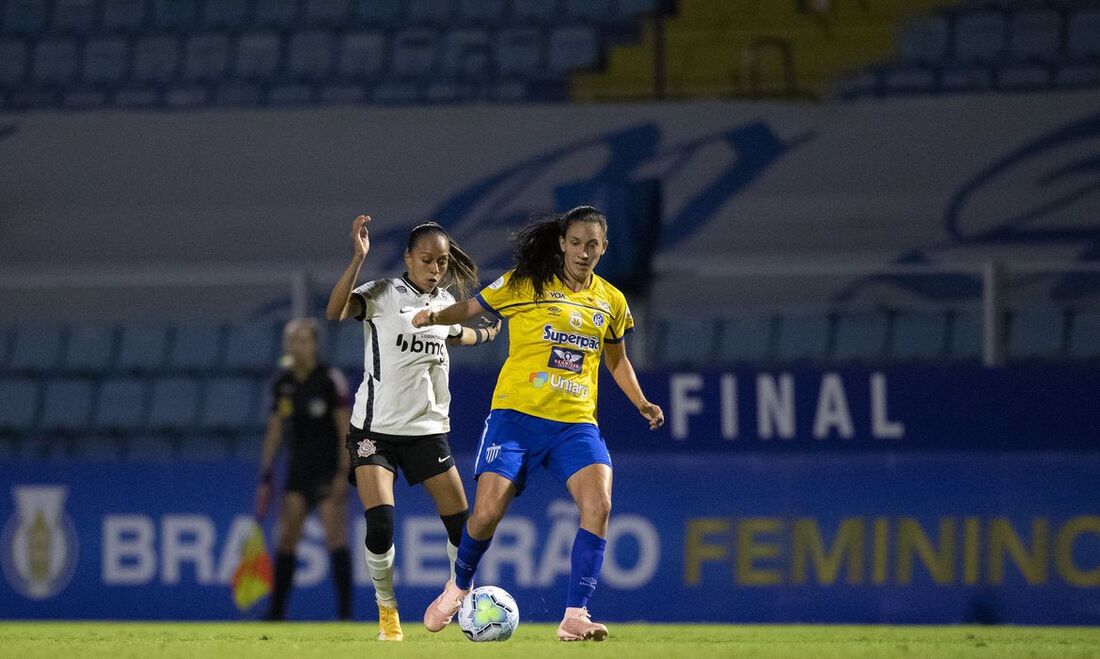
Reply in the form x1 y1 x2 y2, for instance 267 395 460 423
548 346 584 373
395 333 445 356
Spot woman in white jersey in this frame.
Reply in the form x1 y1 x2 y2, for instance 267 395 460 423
326 215 500 641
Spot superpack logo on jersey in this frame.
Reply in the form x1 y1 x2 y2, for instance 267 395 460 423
529 371 590 399
395 333 445 356
548 346 584 373
541 325 600 351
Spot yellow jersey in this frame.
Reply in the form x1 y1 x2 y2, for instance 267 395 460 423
475 269 634 425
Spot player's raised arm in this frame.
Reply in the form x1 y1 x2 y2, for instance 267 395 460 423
603 341 664 430
412 297 487 328
326 215 371 321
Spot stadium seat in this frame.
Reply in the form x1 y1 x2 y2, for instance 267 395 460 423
147 377 200 430
132 35 181 84
0 437 18 459
254 0 299 28
332 321 365 371
391 28 440 79
354 0 405 27
202 0 249 29
179 435 232 460
224 322 278 373
117 324 170 373
456 0 507 26
40 378 95 431
371 80 420 104
658 317 716 367
424 80 475 103
547 26 600 75
1069 310 1100 359
101 0 148 34
0 378 38 431
940 65 994 90
169 324 224 372
616 0 661 19
94 378 147 431
304 0 353 26
898 15 950 65
268 84 314 105
0 327 10 368
996 63 1050 89
113 87 161 107
52 0 98 35
83 38 130 86
882 66 937 94
318 83 367 103
32 39 80 86
953 10 1008 64
287 30 335 80
0 40 27 88
408 0 455 26
441 28 491 79
495 27 545 77
62 88 109 108
215 81 263 106
947 310 983 360
1009 306 1065 359
2 0 48 35
183 33 231 81
1067 9 1100 59
18 436 71 460
65 325 116 373
72 437 125 461
715 314 772 364
1054 61 1100 87
1008 9 1063 62
199 377 257 430
512 0 561 24
774 313 830 362
833 312 888 362
563 0 614 24
126 435 177 461
10 325 64 373
167 85 209 110
235 31 283 80
889 311 947 361
337 31 387 80
151 0 200 32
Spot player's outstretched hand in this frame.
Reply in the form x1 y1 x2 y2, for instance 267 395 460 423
478 315 502 342
639 401 665 430
352 215 371 258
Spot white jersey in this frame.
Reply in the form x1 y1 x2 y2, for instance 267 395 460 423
349 276 463 435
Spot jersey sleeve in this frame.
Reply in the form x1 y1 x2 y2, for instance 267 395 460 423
351 279 388 320
605 289 635 344
475 270 522 319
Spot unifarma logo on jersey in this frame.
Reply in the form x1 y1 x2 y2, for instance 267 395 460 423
2 486 79 599
529 371 590 398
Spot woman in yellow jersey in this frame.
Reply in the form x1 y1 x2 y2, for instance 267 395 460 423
413 206 664 642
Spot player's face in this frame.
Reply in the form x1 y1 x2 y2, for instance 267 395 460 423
559 221 607 284
404 233 450 293
285 327 316 365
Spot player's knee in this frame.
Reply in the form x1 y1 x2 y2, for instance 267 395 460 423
580 494 612 522
440 509 469 547
468 506 504 537
364 504 395 554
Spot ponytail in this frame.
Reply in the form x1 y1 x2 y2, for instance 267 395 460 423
509 206 607 301
407 221 479 299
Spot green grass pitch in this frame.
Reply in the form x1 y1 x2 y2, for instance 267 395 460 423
3 622 1099 658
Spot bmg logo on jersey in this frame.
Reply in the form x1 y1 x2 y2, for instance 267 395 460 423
2 486 79 600
548 346 584 373
395 333 445 356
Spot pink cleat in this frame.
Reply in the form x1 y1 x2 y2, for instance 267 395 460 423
556 606 608 641
423 581 468 632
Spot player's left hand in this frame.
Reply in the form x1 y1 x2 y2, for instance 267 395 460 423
477 315 502 342
639 401 664 430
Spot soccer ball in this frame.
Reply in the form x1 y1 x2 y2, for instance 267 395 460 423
457 586 520 642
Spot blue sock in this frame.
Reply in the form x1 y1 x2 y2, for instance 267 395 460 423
454 526 492 590
566 528 607 609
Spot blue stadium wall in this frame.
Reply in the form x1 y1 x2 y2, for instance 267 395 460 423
2 365 1099 623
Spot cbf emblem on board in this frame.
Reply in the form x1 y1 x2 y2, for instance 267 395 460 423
1 486 79 599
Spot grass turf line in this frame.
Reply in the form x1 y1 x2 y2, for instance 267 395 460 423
2 623 1100 658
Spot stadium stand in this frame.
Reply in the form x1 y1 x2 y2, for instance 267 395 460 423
774 313 832 363
832 312 889 363
65 326 116 374
0 377 38 432
9 325 64 374
94 378 147 432
715 314 773 364
889 311 948 362
40 378 95 432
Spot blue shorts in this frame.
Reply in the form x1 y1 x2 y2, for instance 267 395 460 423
473 409 612 496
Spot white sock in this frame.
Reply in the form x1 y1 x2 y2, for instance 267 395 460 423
366 545 396 604
447 541 459 585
